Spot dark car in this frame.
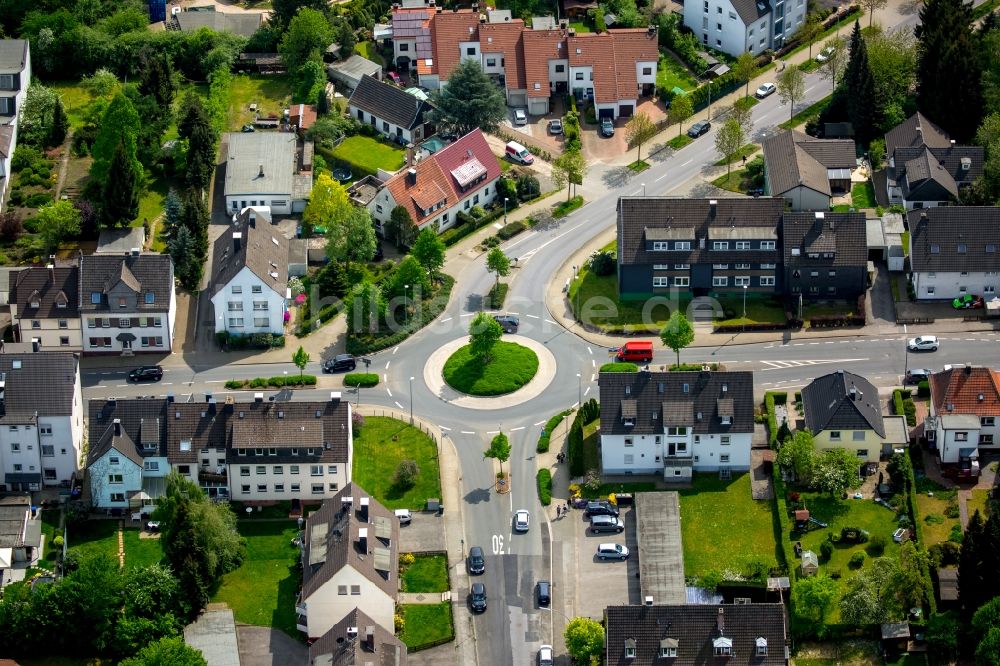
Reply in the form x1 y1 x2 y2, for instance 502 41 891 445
128 366 163 382
537 580 551 607
600 117 615 137
322 354 357 373
687 120 711 138
468 546 485 575
905 368 933 385
470 582 487 612
585 500 620 518
493 314 519 333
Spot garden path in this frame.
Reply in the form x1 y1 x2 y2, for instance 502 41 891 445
116 519 124 567
398 592 452 604
53 130 74 199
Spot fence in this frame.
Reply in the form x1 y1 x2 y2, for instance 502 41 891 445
356 405 443 450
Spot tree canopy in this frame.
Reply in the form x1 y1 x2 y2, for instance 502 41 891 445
483 431 512 475
410 228 446 276
625 112 657 164
306 173 353 234
90 92 141 186
564 616 605 663
486 247 510 286
279 8 332 73
430 59 508 135
660 310 694 369
469 311 503 363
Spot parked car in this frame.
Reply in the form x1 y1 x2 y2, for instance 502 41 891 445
905 368 933 384
128 366 163 382
514 509 530 532
505 140 534 165
816 46 835 62
538 645 553 666
600 117 615 137
548 118 563 135
323 354 357 372
241 124 255 133
755 82 776 98
394 509 412 525
585 500 620 517
590 515 625 534
952 294 984 309
537 580 551 606
687 120 711 138
468 546 486 575
513 108 528 126
387 71 402 85
470 582 487 612
596 543 630 561
493 314 519 333
907 335 940 352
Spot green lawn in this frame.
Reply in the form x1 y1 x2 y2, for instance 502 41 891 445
667 134 693 150
133 174 173 230
553 195 585 218
48 82 96 130
330 136 406 176
969 489 994 519
228 74 294 131
714 144 758 166
212 521 301 638
914 484 960 547
40 509 61 564
627 160 651 173
67 520 119 562
678 474 779 579
398 603 455 650
568 21 592 33
442 342 539 396
901 231 910 257
352 416 442 510
713 295 788 326
400 553 450 593
356 41 385 68
122 530 164 569
657 52 698 93
582 419 601 473
851 181 876 209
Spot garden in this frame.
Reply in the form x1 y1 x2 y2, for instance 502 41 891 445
351 415 442 510
326 135 406 178
397 602 455 651
442 341 539 396
399 552 450 593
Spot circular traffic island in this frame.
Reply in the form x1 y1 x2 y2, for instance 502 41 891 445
442 342 539 396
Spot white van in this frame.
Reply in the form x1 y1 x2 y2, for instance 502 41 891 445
505 141 534 165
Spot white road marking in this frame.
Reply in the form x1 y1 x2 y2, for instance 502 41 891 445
387 388 393 397
461 430 476 435
655 172 669 182
439 425 452 431
460 313 474 318
162 382 173 386
762 382 773 386
393 346 399 354
116 384 127 387
509 312 520 315
587 347 593 355
526 314 540 319
534 421 545 426
510 426 525 432
545 319 557 325
630 188 642 196
441 317 452 322
383 373 388 382
824 341 835 344
206 380 225 384
385 361 391 369
395 401 403 409
584 386 591 396
808 342 820 345
486 430 500 435
591 373 596 382
681 159 692 166
592 359 596 367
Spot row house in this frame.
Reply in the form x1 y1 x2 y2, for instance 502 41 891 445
390 5 657 119
85 393 352 510
925 366 1000 477
683 0 807 57
0 39 30 211
781 211 868 300
908 207 1000 301
597 369 755 481
9 264 82 350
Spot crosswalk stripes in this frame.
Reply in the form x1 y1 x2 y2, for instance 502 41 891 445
759 358 869 370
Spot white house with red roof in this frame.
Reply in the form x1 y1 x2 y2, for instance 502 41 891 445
390 5 658 119
367 129 501 235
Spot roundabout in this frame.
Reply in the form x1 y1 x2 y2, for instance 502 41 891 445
442 341 538 395
422 335 557 410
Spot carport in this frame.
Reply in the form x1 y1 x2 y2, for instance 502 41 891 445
635 492 686 604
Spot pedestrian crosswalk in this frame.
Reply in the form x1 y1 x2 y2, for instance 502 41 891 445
758 358 869 370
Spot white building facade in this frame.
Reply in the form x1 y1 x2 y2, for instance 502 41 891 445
0 40 30 211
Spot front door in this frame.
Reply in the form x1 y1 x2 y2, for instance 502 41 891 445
668 443 676 456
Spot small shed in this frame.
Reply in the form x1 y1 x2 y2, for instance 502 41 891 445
288 239 308 277
881 622 910 652
801 550 818 577
937 568 959 604
328 55 382 92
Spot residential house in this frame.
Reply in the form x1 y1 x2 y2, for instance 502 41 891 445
390 6 658 118
297 483 398 639
604 603 788 665
615 197 786 299
348 74 434 145
907 207 1000 301
368 129 501 235
210 207 289 336
0 495 40 563
761 130 856 211
327 55 383 92
0 40 30 211
925 366 1000 470
802 370 907 463
307 607 407 666
598 369 755 480
87 393 353 509
172 10 263 38
782 211 868 300
683 0 807 57
9 264 82 350
0 348 83 491
95 227 145 255
290 103 317 134
79 252 175 355
224 132 312 215
883 112 983 210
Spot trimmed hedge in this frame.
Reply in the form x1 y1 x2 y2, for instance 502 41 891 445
347 275 455 355
765 391 788 448
439 209 504 247
224 375 317 389
893 389 916 426
217 331 286 350
496 220 527 240
714 322 789 332
669 363 721 372
488 282 508 310
537 469 553 505
896 449 937 615
600 362 639 373
344 373 379 388
537 409 572 453
567 398 600 476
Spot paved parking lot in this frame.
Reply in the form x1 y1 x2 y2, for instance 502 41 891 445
398 510 447 552
502 103 567 155
570 506 641 619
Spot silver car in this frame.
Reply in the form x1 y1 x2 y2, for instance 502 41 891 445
514 108 528 125
514 509 530 532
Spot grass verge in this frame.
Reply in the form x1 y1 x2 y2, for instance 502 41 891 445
628 160 651 173
352 416 441 510
400 553 449 593
443 342 539 396
553 195 584 218
779 95 832 130
714 144 758 166
399 603 454 650
667 134 693 149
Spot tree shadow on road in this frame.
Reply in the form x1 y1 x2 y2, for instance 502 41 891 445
464 487 492 505
602 166 634 189
646 143 674 163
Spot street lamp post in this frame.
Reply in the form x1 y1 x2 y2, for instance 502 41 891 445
504 197 509 224
409 376 414 424
404 284 410 326
576 373 582 406
742 283 748 326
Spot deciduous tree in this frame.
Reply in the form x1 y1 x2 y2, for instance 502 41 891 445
714 117 746 178
776 430 816 483
792 574 838 629
393 459 420 489
777 66 805 123
625 112 657 164
811 447 863 495
36 200 81 252
798 13 823 60
305 172 353 235
118 636 208 666
483 431 512 475
430 59 507 135
389 255 430 300
345 279 385 335
859 0 888 28
551 149 588 201
564 616 605 664
410 228 445 276
385 205 418 249
819 36 847 93
670 94 694 137
279 8 332 73
840 556 903 625
326 207 377 266
292 346 311 377
733 51 757 98
660 310 694 369
486 246 510 287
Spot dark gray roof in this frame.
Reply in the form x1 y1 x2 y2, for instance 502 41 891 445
302 483 399 604
781 211 867 269
617 197 786 267
604 603 788 666
598 370 754 436
79 254 173 313
309 607 407 666
348 74 433 131
730 0 771 25
908 207 1000 273
895 146 983 201
0 351 79 421
174 11 263 37
0 40 29 72
802 370 885 437
211 208 289 297
762 130 856 196
96 228 146 254
885 111 951 157
10 266 79 319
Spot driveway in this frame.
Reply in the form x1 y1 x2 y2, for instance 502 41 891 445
236 625 308 666
571 506 640 619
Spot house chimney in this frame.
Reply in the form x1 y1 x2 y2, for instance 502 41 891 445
717 608 725 633
207 398 217 415
951 139 956 146
360 496 370 522
407 167 417 185
979 393 985 402
258 164 265 178
406 143 415 167
365 626 375 651
965 365 973 376
167 393 175 403
31 339 40 353
233 231 243 253
644 596 654 606
347 626 358 639
47 263 54 283
850 386 858 400
113 419 122 437
330 391 341 403
254 392 264 403
709 199 717 217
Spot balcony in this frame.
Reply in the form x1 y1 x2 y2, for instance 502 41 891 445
198 469 228 485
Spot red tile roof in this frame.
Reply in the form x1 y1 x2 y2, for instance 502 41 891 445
431 11 482 80
290 103 317 131
433 128 502 199
522 29 566 98
611 29 659 99
568 33 616 103
931 367 1000 416
480 21 527 90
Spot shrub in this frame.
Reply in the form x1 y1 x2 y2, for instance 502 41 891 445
867 534 888 557
516 173 540 200
917 380 930 398
819 541 833 561
394 613 405 633
399 552 416 566
537 409 571 453
849 552 866 569
944 502 961 519
25 193 54 208
344 373 379 387
393 459 420 489
496 220 527 240
52 535 64 549
600 362 638 373
488 282 508 309
537 469 552 505
589 249 616 277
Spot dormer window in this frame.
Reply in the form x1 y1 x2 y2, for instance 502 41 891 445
713 637 733 656
145 292 155 304
755 637 767 656
624 638 637 660
91 292 101 304
958 244 967 254
659 638 678 658
180 440 192 452
930 244 940 253
118 297 127 308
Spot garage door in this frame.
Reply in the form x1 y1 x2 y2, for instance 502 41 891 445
619 105 634 117
598 107 615 119
509 92 528 107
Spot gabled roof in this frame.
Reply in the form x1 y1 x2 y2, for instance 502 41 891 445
762 130 856 196
781 211 868 269
173 11 263 37
87 399 167 465
730 0 772 25
79 254 173 313
885 111 951 157
211 207 288 297
302 483 399 603
598 370 755 436
10 266 79 319
0 40 29 72
610 29 660 100
348 74 432 131
430 10 481 80
803 370 885 437
0 351 79 422
309 607 407 666
90 420 144 468
604 603 788 666
896 146 983 201
480 21 527 90
568 32 617 103
522 29 565 98
908 207 1000 273
930 366 1000 417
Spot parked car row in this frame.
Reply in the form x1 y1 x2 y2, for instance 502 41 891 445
585 500 630 560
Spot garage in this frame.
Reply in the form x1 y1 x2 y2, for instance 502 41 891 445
597 106 615 119
508 91 528 107
618 104 634 117
527 97 550 116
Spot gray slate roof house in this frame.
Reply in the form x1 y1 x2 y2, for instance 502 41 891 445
10 266 79 320
224 132 309 215
781 211 868 299
348 74 433 136
802 370 885 438
604 603 788 665
762 130 856 201
173 10 263 37
210 207 289 297
78 254 173 315
730 0 772 23
884 112 951 157
0 351 79 424
308 607 407 666
908 207 1000 273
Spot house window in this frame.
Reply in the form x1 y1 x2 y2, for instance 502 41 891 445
982 434 995 444
351 585 361 595
652 241 669 251
338 585 348 595
720 454 730 463
44 468 57 481
232 286 242 294
961 272 969 277
30 320 40 329
721 436 730 445
575 72 584 80
107 453 117 463
40 425 52 436
987 286 996 294
653 277 669 287
955 432 968 441
254 318 269 327
311 484 324 494
735 242 750 250
674 277 690 287
735 276 750 287
810 271 819 277
252 285 262 294
59 336 69 346
275 483 284 492
853 431 866 441
228 302 243 311
761 241 776 250
466 47 476 55
713 241 729 250
660 646 678 658
253 301 268 311
109 474 123 484
257 484 267 493
958 244 967 254
178 465 191 474
625 437 634 447
761 263 776 269
667 427 687 436
857 449 869 457
41 445 54 456
983 417 996 426
756 642 768 657
713 264 729 270
760 276 775 286
829 270 837 277
310 465 323 476
399 43 409 52
143 461 159 471
291 483 301 492
487 58 496 66
328 465 338 474
735 263 751 269
274 466 283 474
927 287 936 295
241 485 250 493
240 467 250 476
555 64 565 73
328 482 339 491
654 264 670 269
675 263 690 269
12 463 21 471
625 644 636 658
111 493 126 503
675 241 691 250
642 67 652 75
624 454 634 464
229 318 244 327
713 276 728 287
57 319 68 329
256 466 266 475
830 431 841 440
118 297 127 309
290 465 300 474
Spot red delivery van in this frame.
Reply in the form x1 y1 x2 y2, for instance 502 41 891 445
615 340 654 363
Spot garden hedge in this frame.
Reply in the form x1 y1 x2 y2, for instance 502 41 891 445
764 391 788 448
537 409 572 453
893 389 917 426
347 275 455 355
344 373 379 388
224 375 317 389
599 362 638 373
537 469 552 505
